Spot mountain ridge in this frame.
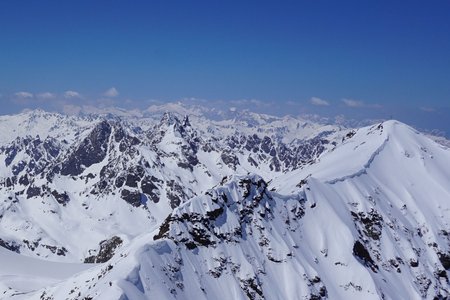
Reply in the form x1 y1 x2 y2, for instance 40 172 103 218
0 107 344 262
0 106 449 299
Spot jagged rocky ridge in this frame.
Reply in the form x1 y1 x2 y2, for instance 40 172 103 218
0 108 341 262
4 117 450 300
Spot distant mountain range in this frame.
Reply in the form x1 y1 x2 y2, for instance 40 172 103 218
0 103 449 299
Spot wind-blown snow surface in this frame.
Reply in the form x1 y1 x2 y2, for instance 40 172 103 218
1 106 450 299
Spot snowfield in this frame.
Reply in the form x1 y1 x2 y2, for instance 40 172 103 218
0 104 449 299
0 247 93 297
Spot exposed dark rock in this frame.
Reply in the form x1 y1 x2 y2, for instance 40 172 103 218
245 134 261 153
154 215 173 240
182 115 191 127
247 156 259 167
4 145 18 166
222 130 328 172
5 177 13 187
0 238 20 253
156 176 279 252
190 227 215 247
435 269 448 280
121 189 142 207
343 130 356 141
261 136 272 154
18 174 29 186
185 242 197 250
26 185 41 198
42 244 67 256
23 239 39 251
124 166 145 188
12 160 26 175
410 259 419 267
180 144 199 169
352 209 383 240
206 207 224 220
22 239 67 256
43 138 60 158
177 161 194 171
438 252 450 270
84 236 123 263
269 157 281 172
166 180 188 209
141 176 161 203
353 241 378 272
239 277 264 300
114 125 126 142
296 175 311 188
115 176 125 188
60 121 112 176
51 190 70 206
221 150 240 170
125 173 140 188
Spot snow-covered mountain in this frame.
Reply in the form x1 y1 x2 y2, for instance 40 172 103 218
0 104 449 299
0 107 340 263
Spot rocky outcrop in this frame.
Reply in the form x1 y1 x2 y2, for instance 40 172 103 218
84 236 123 263
60 121 112 176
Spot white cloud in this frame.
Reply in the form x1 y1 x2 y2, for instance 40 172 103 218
186 97 207 103
64 90 82 99
230 99 273 107
420 107 435 112
15 91 34 99
13 91 34 105
310 97 330 106
37 92 56 99
103 87 119 97
342 98 364 108
62 104 82 115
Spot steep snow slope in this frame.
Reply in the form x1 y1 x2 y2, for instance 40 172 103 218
274 120 450 190
13 120 450 300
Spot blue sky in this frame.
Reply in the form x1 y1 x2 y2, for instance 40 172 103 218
0 1 449 135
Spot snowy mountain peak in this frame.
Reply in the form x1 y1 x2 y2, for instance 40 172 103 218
160 111 181 127
182 114 191 127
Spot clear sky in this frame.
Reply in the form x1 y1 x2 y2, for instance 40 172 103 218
0 1 449 135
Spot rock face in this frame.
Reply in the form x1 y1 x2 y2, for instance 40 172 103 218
153 176 305 253
84 236 123 263
60 121 112 176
